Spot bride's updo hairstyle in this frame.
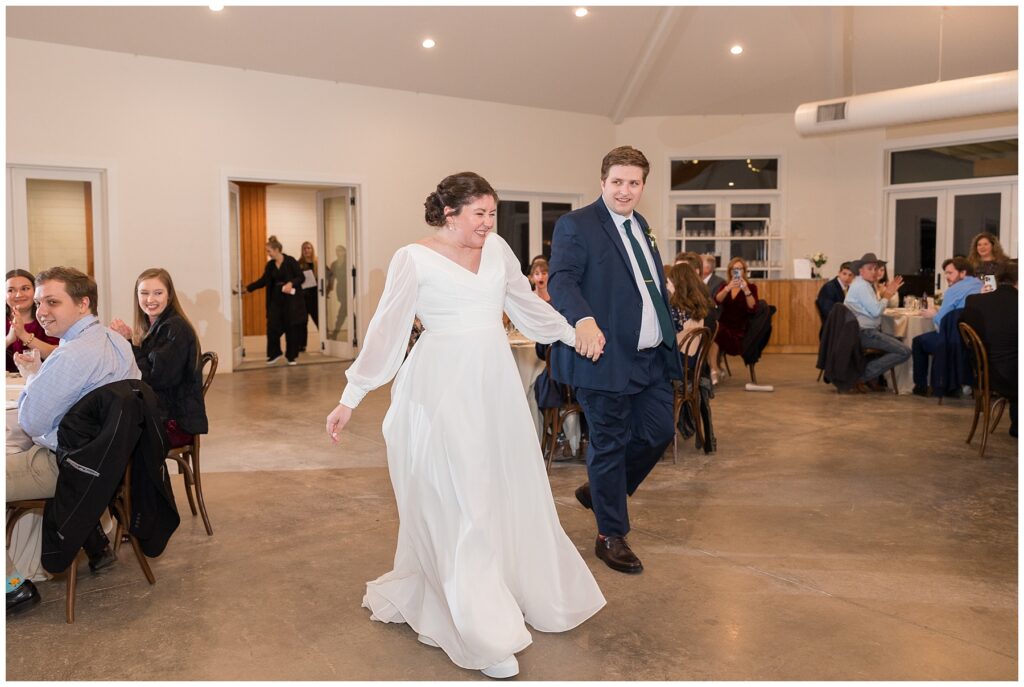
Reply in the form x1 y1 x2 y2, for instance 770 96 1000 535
424 172 498 228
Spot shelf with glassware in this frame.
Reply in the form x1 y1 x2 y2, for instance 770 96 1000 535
666 211 783 280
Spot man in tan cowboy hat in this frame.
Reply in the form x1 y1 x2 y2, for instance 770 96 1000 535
843 253 909 391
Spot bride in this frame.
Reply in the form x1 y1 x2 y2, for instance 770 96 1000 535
326 172 605 679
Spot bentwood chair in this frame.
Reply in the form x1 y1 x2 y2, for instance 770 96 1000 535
958 322 1008 458
673 326 713 463
7 461 155 623
540 348 584 473
165 351 218 535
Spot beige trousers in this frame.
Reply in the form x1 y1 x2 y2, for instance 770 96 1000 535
6 444 59 579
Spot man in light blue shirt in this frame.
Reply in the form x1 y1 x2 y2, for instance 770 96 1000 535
911 257 983 395
7 267 139 616
843 252 909 390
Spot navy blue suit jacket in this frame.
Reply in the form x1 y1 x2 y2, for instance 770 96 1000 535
548 197 683 392
815 278 847 328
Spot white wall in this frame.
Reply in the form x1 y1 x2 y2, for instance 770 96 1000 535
7 38 614 370
265 186 318 262
6 39 1016 370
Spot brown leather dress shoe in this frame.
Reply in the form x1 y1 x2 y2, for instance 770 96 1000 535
595 536 643 574
575 483 592 510
865 380 886 392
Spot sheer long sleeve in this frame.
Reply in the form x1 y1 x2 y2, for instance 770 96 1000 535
498 237 575 347
340 247 419 409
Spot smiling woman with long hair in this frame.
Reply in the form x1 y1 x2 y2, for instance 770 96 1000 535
5 269 59 372
110 268 208 448
967 231 1010 277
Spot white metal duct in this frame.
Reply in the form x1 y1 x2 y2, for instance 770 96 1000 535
794 71 1018 136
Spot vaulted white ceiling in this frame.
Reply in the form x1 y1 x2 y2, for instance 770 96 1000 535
6 5 1018 121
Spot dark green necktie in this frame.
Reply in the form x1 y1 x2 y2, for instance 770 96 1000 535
623 219 674 348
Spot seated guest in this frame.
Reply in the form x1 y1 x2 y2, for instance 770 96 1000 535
967 231 1010 279
528 258 551 303
700 254 725 296
7 267 140 616
111 268 208 450
6 270 58 372
961 261 1017 436
843 253 908 391
667 263 712 358
815 261 854 332
874 264 900 308
911 257 983 396
712 257 758 380
674 250 703 274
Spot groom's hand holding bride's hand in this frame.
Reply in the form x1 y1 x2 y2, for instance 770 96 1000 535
326 403 354 444
575 319 605 362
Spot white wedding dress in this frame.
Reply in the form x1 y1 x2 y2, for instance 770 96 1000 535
340 233 605 670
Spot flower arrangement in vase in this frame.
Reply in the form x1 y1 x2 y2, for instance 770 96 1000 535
809 252 828 279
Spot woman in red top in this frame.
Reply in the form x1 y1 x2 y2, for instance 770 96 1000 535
712 257 758 379
5 269 59 373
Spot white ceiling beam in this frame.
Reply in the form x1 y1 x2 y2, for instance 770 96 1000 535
609 6 683 124
827 6 855 98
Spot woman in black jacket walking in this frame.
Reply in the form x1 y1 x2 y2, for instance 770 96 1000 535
246 235 307 365
110 268 208 448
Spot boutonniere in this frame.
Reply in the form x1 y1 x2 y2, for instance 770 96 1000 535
643 225 658 252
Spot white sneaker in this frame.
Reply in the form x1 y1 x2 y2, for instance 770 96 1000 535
266 355 282 365
287 360 298 366
481 655 519 679
417 634 439 648
710 369 720 386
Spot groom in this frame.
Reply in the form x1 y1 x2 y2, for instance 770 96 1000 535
548 146 682 574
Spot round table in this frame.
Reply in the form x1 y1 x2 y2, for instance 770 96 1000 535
880 308 934 394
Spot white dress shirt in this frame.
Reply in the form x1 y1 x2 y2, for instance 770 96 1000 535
604 199 662 350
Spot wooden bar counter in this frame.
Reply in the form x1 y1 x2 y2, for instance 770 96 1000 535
750 279 822 353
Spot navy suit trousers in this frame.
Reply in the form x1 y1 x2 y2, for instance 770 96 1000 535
575 347 675 537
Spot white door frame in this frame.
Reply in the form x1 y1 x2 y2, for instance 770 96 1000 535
7 164 110 321
316 186 358 360
220 169 366 372
227 182 244 369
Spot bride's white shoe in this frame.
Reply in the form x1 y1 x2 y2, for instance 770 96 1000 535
481 655 519 679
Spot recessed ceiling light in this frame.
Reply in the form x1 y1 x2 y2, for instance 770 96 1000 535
728 182 735 187
730 45 743 55
422 38 436 49
209 4 224 11
574 8 589 18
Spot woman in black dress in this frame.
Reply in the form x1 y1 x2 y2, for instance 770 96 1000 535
110 268 208 448
246 235 306 365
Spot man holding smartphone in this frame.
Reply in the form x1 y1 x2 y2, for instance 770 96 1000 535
911 257 983 396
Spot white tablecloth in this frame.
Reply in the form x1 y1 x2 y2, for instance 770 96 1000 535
881 309 934 394
508 334 581 455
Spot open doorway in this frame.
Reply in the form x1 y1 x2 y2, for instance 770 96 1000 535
226 178 360 371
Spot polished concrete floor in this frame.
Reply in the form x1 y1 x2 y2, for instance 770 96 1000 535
6 354 1017 680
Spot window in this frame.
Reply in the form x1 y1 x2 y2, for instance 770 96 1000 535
890 139 1017 185
496 193 577 274
670 158 778 191
669 197 782 279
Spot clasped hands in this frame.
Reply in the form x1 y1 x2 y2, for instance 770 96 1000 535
575 319 605 362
